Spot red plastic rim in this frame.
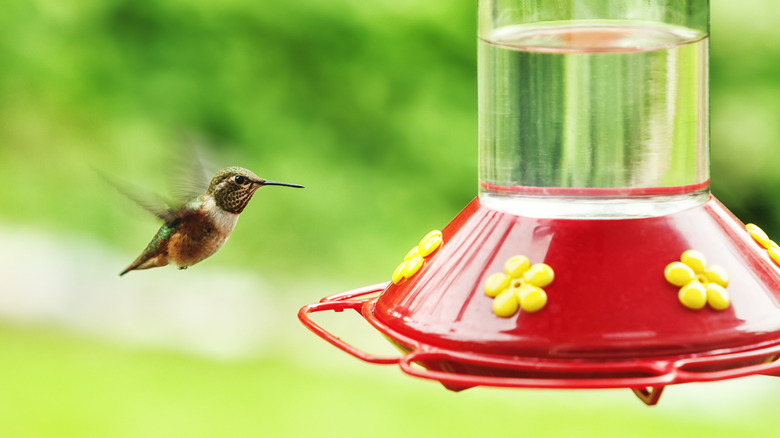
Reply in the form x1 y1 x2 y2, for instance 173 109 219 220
299 283 780 405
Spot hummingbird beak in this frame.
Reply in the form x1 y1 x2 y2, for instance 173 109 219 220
258 180 304 189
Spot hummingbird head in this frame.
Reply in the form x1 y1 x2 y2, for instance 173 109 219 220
208 166 303 214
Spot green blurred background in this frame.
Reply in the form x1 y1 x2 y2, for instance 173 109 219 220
2 0 780 436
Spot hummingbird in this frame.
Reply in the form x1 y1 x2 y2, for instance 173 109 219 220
119 166 303 276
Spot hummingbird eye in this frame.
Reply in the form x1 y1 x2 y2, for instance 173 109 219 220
234 175 246 185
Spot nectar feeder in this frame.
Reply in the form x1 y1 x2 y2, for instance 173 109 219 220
299 0 780 405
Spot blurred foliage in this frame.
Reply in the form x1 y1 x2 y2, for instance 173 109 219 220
2 0 780 283
0 0 476 284
710 2 780 224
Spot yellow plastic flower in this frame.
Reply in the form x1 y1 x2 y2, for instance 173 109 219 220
746 223 780 266
664 250 730 310
485 255 554 317
391 230 443 284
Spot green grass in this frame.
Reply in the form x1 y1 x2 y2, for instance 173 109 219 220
2 324 779 438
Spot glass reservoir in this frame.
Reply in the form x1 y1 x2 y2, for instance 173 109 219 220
478 0 710 218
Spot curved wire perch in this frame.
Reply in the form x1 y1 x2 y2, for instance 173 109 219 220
299 286 780 406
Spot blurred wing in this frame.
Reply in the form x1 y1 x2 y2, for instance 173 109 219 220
97 169 179 223
169 133 214 203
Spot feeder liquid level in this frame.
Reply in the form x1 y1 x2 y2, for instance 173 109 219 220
478 21 709 218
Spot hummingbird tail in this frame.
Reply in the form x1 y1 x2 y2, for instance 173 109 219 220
119 260 142 276
119 254 169 276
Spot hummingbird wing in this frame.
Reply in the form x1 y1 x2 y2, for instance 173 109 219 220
97 170 180 222
101 133 216 223
168 133 214 205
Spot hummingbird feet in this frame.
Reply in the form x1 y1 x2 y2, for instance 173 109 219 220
179 266 188 270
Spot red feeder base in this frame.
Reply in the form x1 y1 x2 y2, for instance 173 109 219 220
299 196 780 405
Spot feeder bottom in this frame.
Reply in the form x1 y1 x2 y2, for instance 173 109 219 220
299 195 780 406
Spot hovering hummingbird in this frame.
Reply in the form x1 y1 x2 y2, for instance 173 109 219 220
119 166 303 276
